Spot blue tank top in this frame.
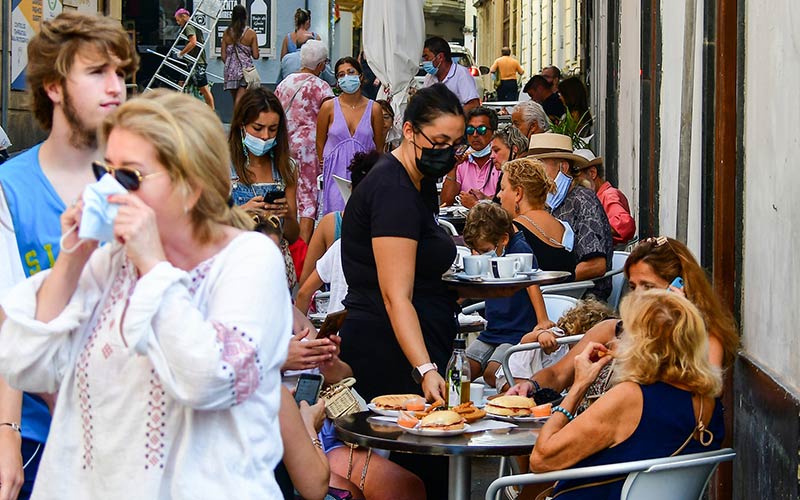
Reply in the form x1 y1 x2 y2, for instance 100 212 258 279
0 143 57 444
553 382 724 499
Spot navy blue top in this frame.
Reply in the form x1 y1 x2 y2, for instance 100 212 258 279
478 231 539 345
553 382 725 499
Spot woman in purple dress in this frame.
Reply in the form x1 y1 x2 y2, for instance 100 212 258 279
221 5 259 106
315 57 384 216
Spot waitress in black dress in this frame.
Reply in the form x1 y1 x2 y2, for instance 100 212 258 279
339 84 465 404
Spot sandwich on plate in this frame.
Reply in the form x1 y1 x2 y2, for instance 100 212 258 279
371 394 422 411
419 410 465 431
485 395 536 417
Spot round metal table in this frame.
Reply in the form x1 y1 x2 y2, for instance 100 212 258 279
443 270 572 299
334 412 541 500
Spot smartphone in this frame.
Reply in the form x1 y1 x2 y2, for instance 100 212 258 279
294 373 324 406
263 189 286 204
317 309 348 338
669 277 685 290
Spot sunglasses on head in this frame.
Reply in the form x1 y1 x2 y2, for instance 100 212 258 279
465 125 490 136
92 161 163 191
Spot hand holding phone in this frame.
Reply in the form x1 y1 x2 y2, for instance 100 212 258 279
263 189 286 204
317 309 348 339
294 373 324 406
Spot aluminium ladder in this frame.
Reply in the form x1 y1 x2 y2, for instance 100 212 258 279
144 0 223 93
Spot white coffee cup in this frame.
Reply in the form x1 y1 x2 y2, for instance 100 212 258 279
489 256 520 278
514 253 534 272
463 254 490 276
469 383 485 405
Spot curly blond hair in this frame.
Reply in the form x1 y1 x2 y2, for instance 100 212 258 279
613 290 722 398
463 202 512 249
27 12 138 131
502 158 556 206
557 298 615 335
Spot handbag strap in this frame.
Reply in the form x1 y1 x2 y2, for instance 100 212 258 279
284 73 315 114
232 29 253 69
548 394 716 498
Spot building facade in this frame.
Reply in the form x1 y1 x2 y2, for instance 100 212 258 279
473 0 583 77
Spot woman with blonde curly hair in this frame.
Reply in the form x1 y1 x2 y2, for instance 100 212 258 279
0 90 292 498
530 291 724 498
497 157 577 278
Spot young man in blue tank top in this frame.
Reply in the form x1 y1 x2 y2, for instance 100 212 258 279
0 12 137 498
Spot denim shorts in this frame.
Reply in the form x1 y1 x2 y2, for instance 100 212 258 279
230 181 285 207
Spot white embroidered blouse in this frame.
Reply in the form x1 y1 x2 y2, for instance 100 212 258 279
0 232 291 499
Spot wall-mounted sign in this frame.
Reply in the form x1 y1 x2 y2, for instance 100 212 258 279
213 0 275 58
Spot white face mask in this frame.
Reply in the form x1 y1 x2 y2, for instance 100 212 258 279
60 173 128 253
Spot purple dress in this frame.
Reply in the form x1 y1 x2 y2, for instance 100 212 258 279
321 98 376 215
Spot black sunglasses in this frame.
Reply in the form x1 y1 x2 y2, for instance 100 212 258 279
465 125 491 136
92 161 164 191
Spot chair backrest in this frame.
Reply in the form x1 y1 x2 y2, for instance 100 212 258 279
540 280 594 299
484 448 735 500
621 449 734 500
606 250 630 310
544 294 579 322
439 219 458 236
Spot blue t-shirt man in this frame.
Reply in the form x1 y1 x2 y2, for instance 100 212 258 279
0 143 60 485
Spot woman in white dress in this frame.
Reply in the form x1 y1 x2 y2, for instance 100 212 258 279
0 90 291 499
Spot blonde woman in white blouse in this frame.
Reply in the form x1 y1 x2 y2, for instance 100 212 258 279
0 91 291 499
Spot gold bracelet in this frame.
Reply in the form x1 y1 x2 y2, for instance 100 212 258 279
311 437 323 449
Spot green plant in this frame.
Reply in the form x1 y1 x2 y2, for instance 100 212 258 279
549 106 592 149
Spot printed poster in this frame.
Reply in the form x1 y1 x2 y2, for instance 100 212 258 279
11 0 62 90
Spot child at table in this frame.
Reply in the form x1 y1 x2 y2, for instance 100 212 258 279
462 203 555 387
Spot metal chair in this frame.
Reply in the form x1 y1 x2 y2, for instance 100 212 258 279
598 250 630 310
485 448 736 500
540 280 595 299
439 219 459 236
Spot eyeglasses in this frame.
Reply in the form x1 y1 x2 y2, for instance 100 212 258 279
92 161 164 191
465 125 491 136
415 128 465 150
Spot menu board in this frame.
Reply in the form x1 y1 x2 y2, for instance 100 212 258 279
214 0 274 58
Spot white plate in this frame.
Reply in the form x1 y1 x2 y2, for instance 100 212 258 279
519 269 543 276
405 423 471 437
454 272 486 280
486 413 549 423
367 403 428 417
308 312 327 321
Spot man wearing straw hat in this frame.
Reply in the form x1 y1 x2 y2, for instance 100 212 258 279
574 149 636 246
527 133 614 301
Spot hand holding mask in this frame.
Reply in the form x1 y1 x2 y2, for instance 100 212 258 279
60 173 128 254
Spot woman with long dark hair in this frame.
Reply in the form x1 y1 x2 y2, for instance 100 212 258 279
229 88 300 286
221 5 259 106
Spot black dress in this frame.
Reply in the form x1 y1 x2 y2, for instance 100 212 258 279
513 220 577 279
339 153 458 401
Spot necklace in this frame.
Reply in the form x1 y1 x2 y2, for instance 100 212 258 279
518 213 564 247
342 98 365 110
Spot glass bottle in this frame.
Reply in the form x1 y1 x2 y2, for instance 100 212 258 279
250 0 268 47
445 336 471 408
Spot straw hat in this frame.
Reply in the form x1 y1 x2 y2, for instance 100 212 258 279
526 133 589 169
573 148 603 169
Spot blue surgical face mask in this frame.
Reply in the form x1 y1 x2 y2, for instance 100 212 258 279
546 170 573 210
338 74 361 94
471 142 493 158
422 60 439 75
60 173 128 253
243 132 276 157
481 245 505 258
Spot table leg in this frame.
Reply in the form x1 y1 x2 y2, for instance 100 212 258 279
448 455 471 500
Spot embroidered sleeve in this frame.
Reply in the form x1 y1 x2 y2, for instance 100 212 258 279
122 235 291 410
0 247 112 393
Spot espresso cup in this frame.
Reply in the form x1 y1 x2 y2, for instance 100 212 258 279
514 253 534 272
463 254 490 276
489 256 521 279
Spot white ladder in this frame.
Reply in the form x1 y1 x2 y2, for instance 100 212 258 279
145 0 223 93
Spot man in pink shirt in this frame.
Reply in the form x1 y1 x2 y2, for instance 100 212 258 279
575 149 636 245
440 106 501 207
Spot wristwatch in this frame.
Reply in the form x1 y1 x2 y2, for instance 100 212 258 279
411 363 438 384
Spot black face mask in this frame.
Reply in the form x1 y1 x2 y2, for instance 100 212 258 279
413 129 458 178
